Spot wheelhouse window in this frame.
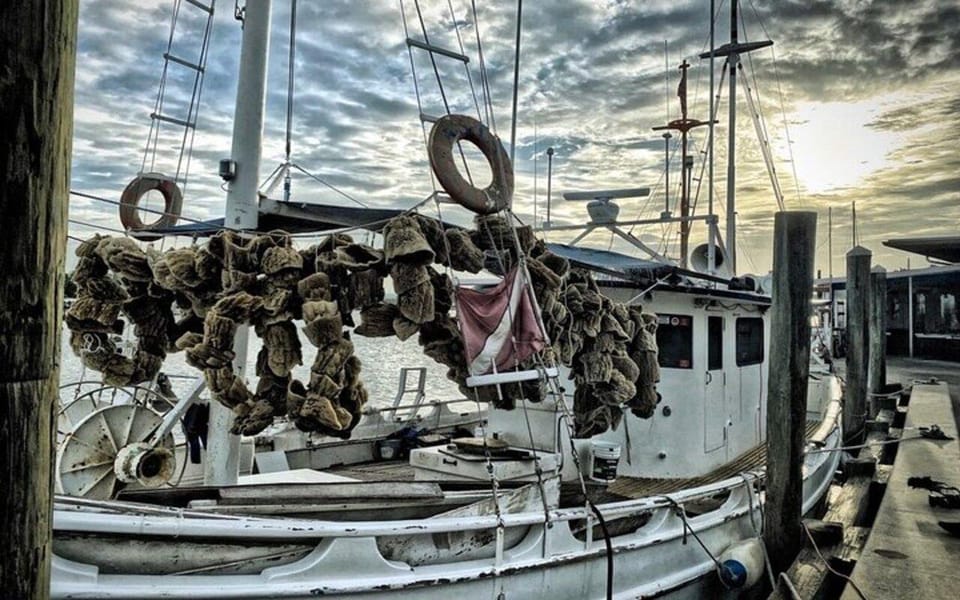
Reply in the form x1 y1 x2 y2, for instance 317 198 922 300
657 314 693 369
708 316 723 370
736 317 764 366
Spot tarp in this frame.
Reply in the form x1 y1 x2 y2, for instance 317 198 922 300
455 266 546 376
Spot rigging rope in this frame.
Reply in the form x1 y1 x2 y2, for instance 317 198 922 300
745 0 802 204
446 0 485 125
470 0 497 133
285 0 297 165
739 63 785 212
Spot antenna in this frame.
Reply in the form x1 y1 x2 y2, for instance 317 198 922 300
545 147 554 231
533 118 538 228
852 201 858 247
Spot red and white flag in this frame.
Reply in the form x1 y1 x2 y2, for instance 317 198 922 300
455 266 546 376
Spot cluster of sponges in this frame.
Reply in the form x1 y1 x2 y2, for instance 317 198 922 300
66 235 177 386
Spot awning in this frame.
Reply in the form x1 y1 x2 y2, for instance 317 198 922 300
545 243 676 280
143 199 423 237
883 236 960 264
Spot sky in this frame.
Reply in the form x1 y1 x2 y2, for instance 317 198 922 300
68 0 960 276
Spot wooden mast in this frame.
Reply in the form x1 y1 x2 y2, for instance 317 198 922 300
0 1 78 597
653 60 710 269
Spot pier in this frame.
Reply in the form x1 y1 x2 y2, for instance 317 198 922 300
840 371 960 599
771 357 960 599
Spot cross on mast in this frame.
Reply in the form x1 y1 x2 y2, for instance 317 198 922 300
653 60 711 269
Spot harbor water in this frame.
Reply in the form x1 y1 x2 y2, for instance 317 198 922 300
58 324 463 410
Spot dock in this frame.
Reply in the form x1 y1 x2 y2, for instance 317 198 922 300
840 380 960 599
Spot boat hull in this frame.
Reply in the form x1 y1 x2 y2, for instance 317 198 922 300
52 403 841 600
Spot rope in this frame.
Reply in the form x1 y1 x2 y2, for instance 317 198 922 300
285 0 297 165
69 219 127 235
806 433 927 455
445 0 484 125
290 164 368 208
69 188 423 238
470 0 497 133
508 0 523 169
738 63 785 212
745 0 802 204
802 521 870 600
467 386 507 550
659 494 731 584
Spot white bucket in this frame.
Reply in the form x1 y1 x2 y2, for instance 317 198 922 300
588 441 621 483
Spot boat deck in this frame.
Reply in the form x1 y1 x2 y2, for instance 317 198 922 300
329 421 821 503
605 420 821 500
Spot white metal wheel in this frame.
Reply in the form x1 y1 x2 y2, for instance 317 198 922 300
56 404 175 500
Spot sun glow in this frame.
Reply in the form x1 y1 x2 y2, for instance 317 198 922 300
783 100 904 196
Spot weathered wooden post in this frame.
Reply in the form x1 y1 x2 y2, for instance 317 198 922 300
844 246 871 443
0 2 78 597
867 266 887 413
764 211 817 576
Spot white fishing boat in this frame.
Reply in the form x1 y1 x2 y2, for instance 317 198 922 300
53 1 843 598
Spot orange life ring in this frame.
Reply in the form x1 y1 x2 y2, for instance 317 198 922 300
428 114 513 215
119 173 183 241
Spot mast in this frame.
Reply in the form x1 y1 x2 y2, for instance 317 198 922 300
699 0 771 275
726 0 738 274
206 0 273 486
653 60 709 269
707 0 716 272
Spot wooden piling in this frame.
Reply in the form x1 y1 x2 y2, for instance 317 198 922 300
844 246 871 444
0 2 78 598
867 266 887 411
764 211 817 576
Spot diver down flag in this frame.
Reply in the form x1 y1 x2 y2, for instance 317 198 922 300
455 266 546 377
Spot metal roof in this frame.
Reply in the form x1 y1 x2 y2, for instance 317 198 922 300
883 236 960 264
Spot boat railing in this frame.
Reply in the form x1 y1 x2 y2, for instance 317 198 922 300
54 405 846 546
54 471 762 541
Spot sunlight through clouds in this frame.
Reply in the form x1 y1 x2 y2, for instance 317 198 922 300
787 99 904 195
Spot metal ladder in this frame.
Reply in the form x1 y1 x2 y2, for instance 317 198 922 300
400 1 491 194
141 0 217 188
388 367 428 423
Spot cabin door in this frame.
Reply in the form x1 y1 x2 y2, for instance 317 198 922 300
704 316 726 452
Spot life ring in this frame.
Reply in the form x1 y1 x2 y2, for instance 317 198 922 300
119 173 183 240
428 114 513 215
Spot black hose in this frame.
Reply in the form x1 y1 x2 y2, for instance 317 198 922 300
588 500 614 600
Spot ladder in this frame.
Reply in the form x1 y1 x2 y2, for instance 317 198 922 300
141 0 217 189
401 0 493 191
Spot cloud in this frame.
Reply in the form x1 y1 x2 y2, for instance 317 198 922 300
69 0 959 273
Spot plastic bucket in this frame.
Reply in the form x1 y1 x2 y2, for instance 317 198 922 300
588 441 621 483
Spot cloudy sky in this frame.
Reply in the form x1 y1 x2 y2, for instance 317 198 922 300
69 0 959 276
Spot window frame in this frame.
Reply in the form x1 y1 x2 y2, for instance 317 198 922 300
735 316 764 367
656 313 694 370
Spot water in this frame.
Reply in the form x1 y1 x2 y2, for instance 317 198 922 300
59 324 462 408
